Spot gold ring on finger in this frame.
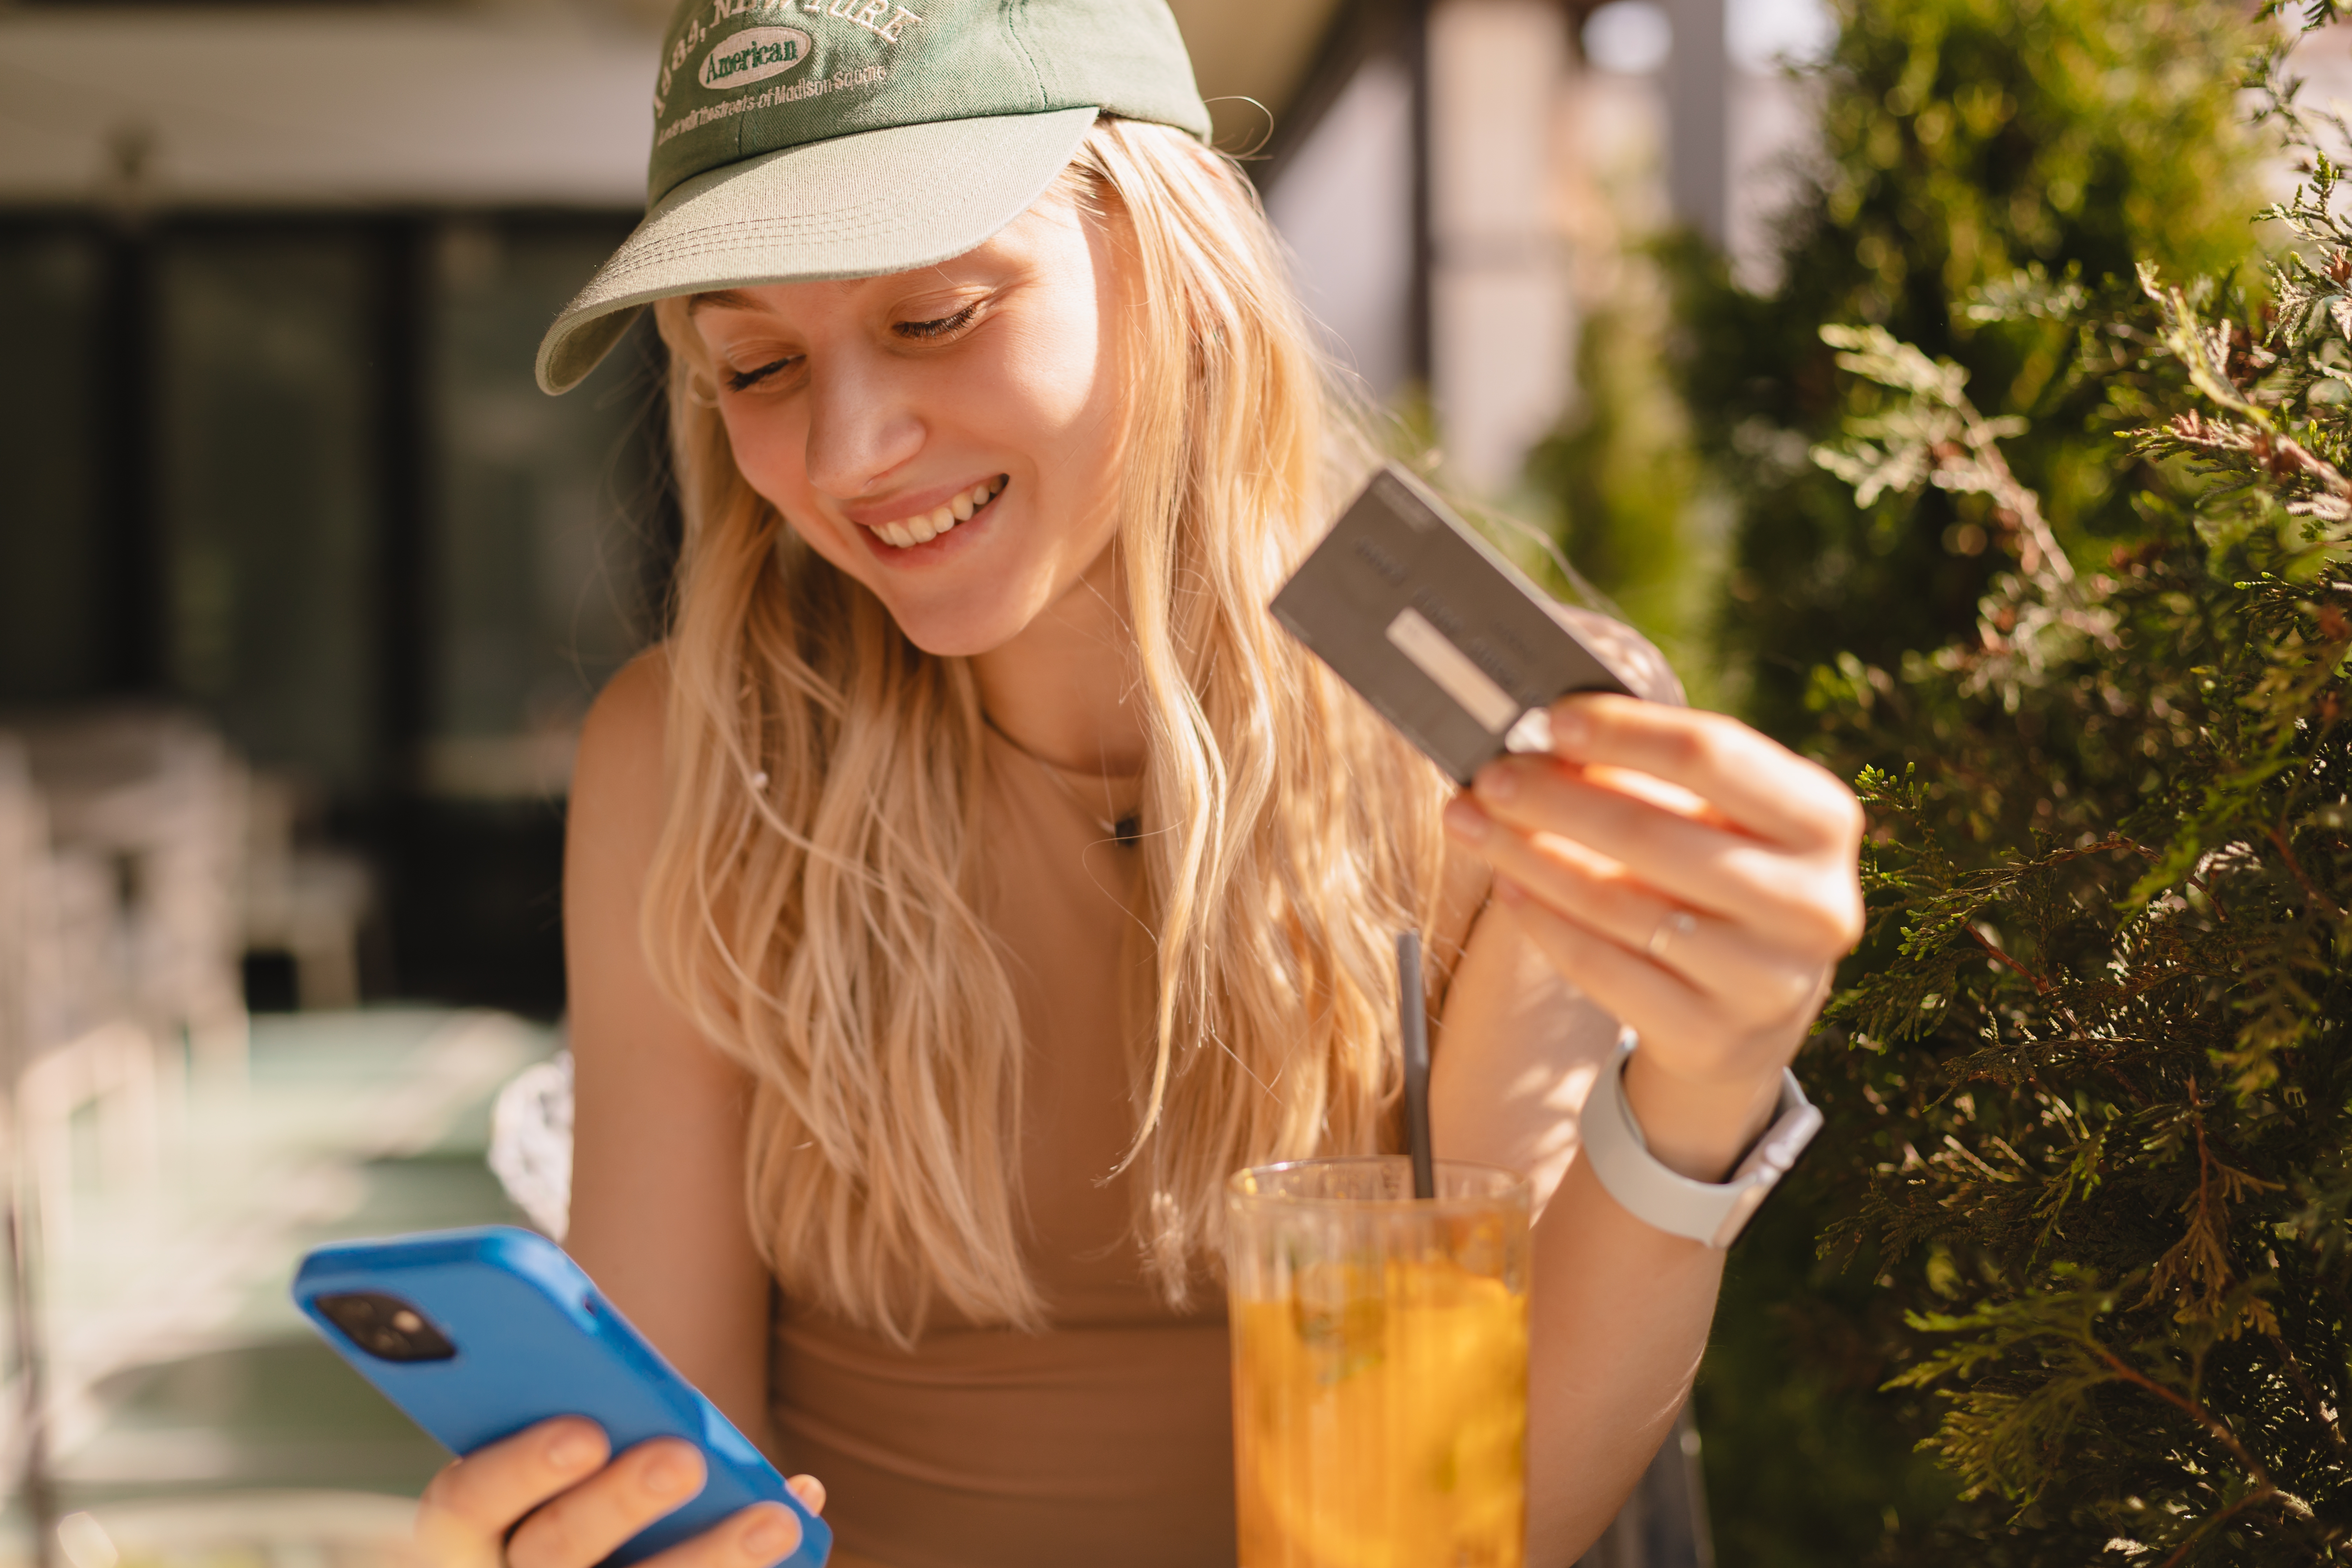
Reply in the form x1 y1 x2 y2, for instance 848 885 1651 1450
1646 908 1698 962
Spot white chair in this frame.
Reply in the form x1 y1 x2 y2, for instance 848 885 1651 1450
237 771 374 1014
18 1020 160 1255
12 709 251 1078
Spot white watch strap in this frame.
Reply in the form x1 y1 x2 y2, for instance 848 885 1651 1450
1581 1031 1823 1248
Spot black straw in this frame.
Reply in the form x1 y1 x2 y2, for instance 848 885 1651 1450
1397 930 1435 1200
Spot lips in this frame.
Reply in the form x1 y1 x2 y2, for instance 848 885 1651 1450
866 476 1006 550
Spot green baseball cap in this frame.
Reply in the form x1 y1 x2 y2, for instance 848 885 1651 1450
536 0 1211 394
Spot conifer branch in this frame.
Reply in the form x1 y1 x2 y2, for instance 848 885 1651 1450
2151 1483 2284 1568
2267 1330 2352 1458
1962 923 2050 993
2085 1342 2283 1505
2266 823 2345 920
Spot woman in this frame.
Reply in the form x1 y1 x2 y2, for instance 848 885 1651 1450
424 2 1863 1564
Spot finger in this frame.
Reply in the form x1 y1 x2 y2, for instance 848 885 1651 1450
1486 877 1723 1059
785 1475 826 1515
637 1502 806 1568
1457 775 1862 958
419 1418 610 1547
1491 876 1810 1094
506 1439 707 1568
1448 798 1828 1028
1547 695 1864 852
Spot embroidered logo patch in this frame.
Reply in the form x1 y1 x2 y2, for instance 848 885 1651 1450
698 26 814 91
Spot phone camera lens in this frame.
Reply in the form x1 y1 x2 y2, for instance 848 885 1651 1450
316 1292 457 1363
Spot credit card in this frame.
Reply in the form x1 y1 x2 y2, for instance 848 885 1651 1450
1269 463 1634 786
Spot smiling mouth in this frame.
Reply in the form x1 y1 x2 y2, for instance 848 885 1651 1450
867 476 1007 550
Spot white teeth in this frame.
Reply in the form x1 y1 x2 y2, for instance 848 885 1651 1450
872 480 1004 549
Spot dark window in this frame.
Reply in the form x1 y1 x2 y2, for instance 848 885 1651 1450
158 228 378 791
0 211 669 1013
0 226 107 702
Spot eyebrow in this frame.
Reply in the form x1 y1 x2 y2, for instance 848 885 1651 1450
686 288 763 317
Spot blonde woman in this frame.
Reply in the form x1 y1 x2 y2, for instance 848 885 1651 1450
419 3 1863 1565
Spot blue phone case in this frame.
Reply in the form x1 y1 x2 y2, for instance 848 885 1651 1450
292 1226 831 1567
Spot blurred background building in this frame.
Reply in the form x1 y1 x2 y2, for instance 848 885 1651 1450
0 0 1828 1561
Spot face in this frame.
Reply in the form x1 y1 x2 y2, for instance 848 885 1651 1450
687 188 1130 658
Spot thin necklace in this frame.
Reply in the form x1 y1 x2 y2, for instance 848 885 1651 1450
983 714 1143 848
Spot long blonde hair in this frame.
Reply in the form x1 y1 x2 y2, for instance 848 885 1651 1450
644 118 1453 1344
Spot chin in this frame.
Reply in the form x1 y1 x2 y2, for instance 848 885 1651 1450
873 596 1034 660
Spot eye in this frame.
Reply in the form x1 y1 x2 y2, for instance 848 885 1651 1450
895 302 981 341
725 357 795 392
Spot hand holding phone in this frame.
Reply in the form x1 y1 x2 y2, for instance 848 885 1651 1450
294 1226 832 1568
412 1415 821 1568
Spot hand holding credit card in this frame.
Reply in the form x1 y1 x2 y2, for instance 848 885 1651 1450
1270 463 1636 784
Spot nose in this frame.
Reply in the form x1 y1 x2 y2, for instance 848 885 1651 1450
802 350 924 500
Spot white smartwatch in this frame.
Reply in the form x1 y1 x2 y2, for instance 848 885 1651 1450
1581 1030 1823 1248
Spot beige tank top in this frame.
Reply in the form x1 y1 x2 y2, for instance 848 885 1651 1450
767 728 1237 1568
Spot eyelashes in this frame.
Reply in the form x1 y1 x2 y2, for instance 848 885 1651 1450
719 302 983 392
894 301 981 340
726 358 793 392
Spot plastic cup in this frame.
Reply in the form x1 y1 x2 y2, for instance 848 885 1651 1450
1224 1156 1532 1568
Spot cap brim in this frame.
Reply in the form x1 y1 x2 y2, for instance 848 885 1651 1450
537 106 1101 394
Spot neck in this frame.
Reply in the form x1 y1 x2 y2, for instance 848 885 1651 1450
971 540 1145 776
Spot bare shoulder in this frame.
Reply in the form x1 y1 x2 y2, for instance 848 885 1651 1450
570 649 675 842
1554 604 1685 708
576 648 673 780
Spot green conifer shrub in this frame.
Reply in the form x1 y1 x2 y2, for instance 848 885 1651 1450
1523 283 1722 705
1713 13 2352 1561
1669 0 2261 740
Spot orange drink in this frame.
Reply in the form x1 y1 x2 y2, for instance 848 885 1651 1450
1225 1158 1531 1568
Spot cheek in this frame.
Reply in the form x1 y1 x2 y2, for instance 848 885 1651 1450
712 403 878 579
999 325 1104 437
717 402 812 508
992 281 1118 463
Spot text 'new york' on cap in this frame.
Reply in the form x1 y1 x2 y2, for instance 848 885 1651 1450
536 0 1211 395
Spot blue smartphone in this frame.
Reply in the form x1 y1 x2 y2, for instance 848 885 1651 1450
292 1225 830 1567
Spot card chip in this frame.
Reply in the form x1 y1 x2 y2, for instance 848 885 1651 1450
1385 608 1520 734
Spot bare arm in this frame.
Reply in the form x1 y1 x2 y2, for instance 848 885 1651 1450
1435 694 1863 1564
564 652 777 1444
400 654 817 1568
1434 907 1729 1562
